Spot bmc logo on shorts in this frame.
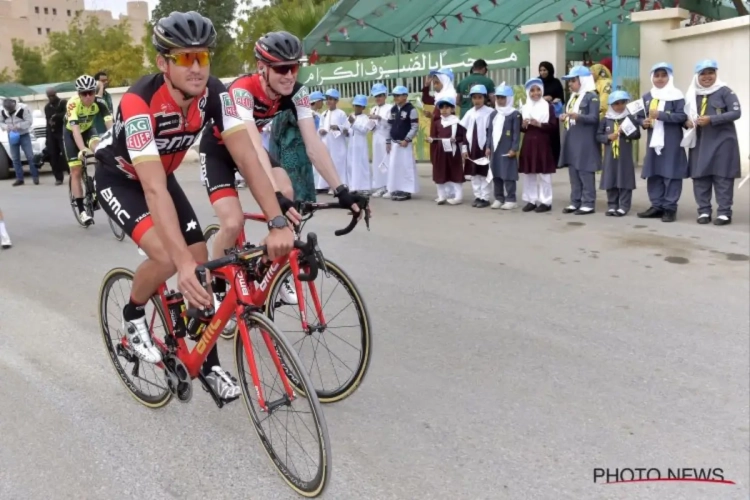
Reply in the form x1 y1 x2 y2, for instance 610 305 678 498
100 187 131 225
125 115 153 151
232 88 253 110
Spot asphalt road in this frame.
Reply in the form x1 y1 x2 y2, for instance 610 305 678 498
1 163 748 500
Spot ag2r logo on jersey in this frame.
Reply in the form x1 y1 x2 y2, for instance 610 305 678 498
220 92 240 119
124 115 153 151
232 88 253 110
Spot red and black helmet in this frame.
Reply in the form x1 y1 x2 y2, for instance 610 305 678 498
254 31 303 63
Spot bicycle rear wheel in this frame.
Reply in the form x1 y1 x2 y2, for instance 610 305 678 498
109 217 125 241
203 223 238 340
266 258 372 403
98 268 172 408
234 311 330 497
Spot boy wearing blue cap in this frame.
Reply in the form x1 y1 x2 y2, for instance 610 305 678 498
684 60 741 226
636 62 688 223
347 94 372 193
559 65 601 215
426 95 466 205
317 88 350 193
309 91 325 129
386 86 419 200
486 83 521 209
460 84 494 208
368 83 391 197
596 91 640 216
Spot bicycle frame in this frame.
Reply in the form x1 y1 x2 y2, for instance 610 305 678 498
144 261 296 410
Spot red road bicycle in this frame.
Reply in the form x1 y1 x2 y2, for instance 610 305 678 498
98 236 331 497
204 201 373 403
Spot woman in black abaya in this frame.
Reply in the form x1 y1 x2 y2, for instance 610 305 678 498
538 61 565 165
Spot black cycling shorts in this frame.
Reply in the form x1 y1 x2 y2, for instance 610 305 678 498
63 128 98 168
199 132 282 205
94 164 204 247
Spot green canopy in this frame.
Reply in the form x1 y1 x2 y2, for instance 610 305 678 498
304 0 743 59
0 82 38 98
29 81 78 94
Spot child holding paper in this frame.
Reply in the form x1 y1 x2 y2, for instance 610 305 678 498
596 91 640 216
460 84 494 208
347 94 372 194
486 83 521 210
426 95 466 205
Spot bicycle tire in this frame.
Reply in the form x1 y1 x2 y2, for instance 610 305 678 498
234 311 331 498
68 176 86 227
266 258 372 404
203 224 238 340
98 267 172 408
109 217 125 241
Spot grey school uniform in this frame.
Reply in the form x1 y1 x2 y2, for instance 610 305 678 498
638 93 688 213
487 109 521 203
688 86 742 219
559 91 601 211
597 116 640 214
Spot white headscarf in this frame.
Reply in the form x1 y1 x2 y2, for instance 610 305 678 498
434 73 457 103
566 74 597 126
684 72 726 123
521 82 550 124
648 70 684 155
491 84 516 152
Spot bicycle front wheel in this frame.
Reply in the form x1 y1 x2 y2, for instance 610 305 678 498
266 258 372 403
234 311 331 497
68 176 86 227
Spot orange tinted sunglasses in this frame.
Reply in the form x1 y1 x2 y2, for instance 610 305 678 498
166 51 211 67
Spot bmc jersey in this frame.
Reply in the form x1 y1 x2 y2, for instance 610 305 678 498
96 74 245 179
205 74 314 144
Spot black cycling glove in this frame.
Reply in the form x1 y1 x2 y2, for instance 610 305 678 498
334 186 367 212
275 191 295 215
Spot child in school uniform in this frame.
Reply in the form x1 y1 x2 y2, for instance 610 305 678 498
596 90 640 216
317 88 350 194
486 83 521 210
636 62 688 223
386 85 419 201
684 59 742 226
368 83 391 198
426 95 466 205
460 84 494 208
559 65 601 215
309 91 325 190
347 94 372 194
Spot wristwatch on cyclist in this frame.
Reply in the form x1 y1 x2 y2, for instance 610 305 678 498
333 184 349 197
268 215 288 231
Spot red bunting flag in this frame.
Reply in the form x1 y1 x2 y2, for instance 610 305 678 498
387 2 397 9
593 25 599 33
629 7 635 12
606 43 611 50
620 0 626 7
569 36 575 45
639 0 647 10
411 32 419 42
309 50 319 65
673 0 680 6
595 47 601 54
581 32 587 40
606 19 612 28
618 13 624 21
356 19 365 28
571 6 578 16
455 12 464 23
653 1 662 8
471 4 481 16
324 34 330 46
338 27 349 38
556 13 564 21
439 19 448 30
514 34 521 41
586 0 593 7
490 0 498 6
425 27 434 37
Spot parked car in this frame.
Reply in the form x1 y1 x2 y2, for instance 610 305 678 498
0 104 48 180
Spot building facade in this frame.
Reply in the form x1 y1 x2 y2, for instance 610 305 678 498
0 0 148 71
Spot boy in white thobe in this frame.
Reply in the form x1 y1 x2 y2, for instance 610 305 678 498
309 90 325 191
317 88 349 194
368 83 391 197
386 85 419 201
347 94 372 193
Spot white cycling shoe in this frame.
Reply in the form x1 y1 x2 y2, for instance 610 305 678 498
122 315 162 364
79 212 93 226
279 278 298 305
205 366 241 400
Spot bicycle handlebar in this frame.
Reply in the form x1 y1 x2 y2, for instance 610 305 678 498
294 199 370 237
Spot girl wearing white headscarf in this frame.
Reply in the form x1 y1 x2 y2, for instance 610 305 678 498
635 62 688 223
559 65 601 215
684 59 741 226
486 83 521 209
518 78 559 212
423 68 459 199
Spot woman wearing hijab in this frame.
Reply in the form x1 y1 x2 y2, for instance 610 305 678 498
518 78 559 213
422 68 459 199
538 61 565 165
635 62 688 223
559 65 601 215
684 59 742 226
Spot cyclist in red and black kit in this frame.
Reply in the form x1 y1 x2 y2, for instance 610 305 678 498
94 11 294 400
200 31 367 308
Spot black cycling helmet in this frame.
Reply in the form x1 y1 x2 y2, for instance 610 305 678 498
254 31 303 63
152 11 217 54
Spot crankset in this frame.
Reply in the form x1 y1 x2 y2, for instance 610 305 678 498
163 355 192 403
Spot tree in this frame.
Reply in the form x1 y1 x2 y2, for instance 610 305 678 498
46 14 147 85
149 0 242 77
11 40 48 85
0 68 11 83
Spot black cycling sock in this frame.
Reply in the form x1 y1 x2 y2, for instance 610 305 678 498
202 345 221 375
75 197 84 212
123 298 146 322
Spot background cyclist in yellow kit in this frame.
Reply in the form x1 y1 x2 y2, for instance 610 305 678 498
65 74 113 226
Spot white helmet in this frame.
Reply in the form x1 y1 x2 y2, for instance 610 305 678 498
75 74 97 92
